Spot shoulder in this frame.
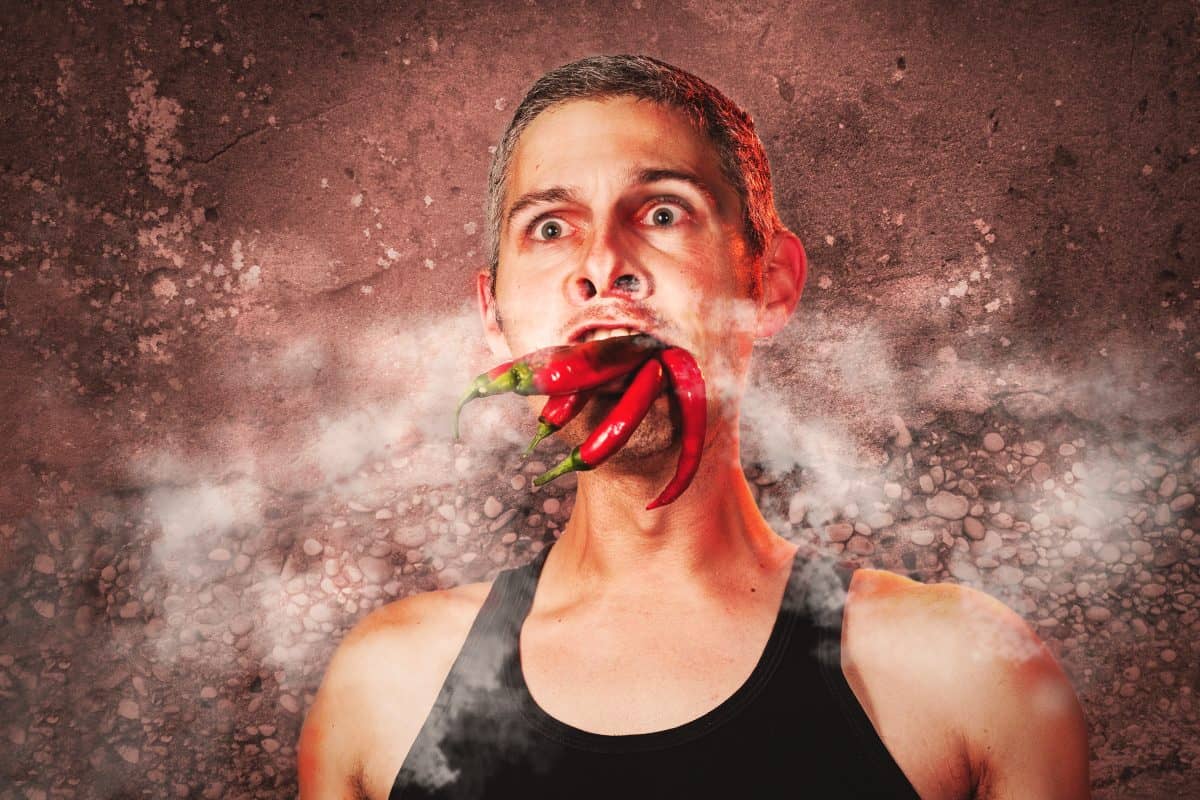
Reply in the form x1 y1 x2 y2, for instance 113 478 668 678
843 566 1058 666
331 578 495 668
298 579 494 799
844 568 1091 799
315 579 495 701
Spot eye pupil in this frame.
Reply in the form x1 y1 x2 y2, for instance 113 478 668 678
540 221 561 239
653 208 674 225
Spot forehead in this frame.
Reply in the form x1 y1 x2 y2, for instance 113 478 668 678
505 96 730 209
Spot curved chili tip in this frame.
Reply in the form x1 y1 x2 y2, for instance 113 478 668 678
646 348 706 509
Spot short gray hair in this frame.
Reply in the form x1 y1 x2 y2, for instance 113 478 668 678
484 54 783 301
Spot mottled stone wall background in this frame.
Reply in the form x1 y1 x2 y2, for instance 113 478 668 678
2 0 1198 797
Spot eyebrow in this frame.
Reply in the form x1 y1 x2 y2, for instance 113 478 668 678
505 186 581 231
503 166 722 232
629 167 721 212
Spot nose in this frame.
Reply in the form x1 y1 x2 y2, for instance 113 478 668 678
565 221 652 304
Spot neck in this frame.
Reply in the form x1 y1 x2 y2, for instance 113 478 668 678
544 417 796 601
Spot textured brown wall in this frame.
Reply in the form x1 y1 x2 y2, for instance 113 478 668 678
1 1 1198 797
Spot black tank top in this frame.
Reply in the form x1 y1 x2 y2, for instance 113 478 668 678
390 543 922 799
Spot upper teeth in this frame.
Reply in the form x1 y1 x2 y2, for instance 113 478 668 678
581 327 640 342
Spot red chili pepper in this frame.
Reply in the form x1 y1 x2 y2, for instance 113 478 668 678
454 334 663 439
533 358 665 486
524 389 595 456
645 347 706 509
522 333 662 395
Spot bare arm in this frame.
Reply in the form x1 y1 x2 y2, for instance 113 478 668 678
298 586 488 799
298 620 381 799
954 590 1092 799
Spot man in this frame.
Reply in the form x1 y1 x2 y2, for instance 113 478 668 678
300 55 1091 799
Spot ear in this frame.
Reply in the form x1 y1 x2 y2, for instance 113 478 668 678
476 270 513 359
754 230 807 339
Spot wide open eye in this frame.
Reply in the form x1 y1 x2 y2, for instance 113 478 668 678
649 206 677 225
529 217 574 242
641 197 691 228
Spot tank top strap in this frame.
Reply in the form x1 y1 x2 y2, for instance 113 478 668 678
512 543 553 602
449 544 551 673
802 556 924 798
389 547 554 799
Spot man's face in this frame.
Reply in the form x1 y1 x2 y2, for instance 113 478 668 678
480 96 765 458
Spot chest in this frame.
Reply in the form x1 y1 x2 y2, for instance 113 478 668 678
518 601 778 735
519 604 974 800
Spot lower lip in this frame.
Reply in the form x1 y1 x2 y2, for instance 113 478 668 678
575 330 656 345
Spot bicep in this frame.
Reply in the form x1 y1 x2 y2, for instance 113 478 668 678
298 618 392 800
297 591 469 799
298 682 362 800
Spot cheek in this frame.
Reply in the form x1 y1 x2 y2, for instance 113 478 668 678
496 280 564 352
670 229 752 295
673 279 758 338
688 295 759 413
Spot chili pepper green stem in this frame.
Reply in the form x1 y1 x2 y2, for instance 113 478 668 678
532 448 592 486
453 379 506 441
453 361 529 440
524 421 556 456
523 390 595 457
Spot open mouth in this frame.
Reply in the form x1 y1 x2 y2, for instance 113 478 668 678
576 325 645 343
569 323 666 347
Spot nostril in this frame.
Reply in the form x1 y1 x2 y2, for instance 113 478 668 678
613 274 641 293
577 278 597 300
